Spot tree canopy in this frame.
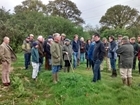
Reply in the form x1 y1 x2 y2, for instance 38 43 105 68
14 0 46 13
99 5 140 29
46 0 84 25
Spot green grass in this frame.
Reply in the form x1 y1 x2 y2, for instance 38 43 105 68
1 53 140 105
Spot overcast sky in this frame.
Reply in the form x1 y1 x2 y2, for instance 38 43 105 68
0 0 140 27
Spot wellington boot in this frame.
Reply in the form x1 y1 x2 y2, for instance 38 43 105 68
67 67 70 72
127 77 132 86
122 78 127 85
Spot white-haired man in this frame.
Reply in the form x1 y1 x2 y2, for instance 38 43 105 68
50 33 62 84
37 35 44 71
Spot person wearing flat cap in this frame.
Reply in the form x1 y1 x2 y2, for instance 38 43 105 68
22 36 31 70
130 37 139 70
116 36 134 86
62 39 72 72
31 42 39 80
60 33 66 46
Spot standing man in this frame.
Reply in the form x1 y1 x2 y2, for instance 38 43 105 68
0 36 17 86
108 36 118 77
72 34 80 69
22 36 31 70
116 36 134 86
51 33 62 84
62 39 72 72
44 37 53 70
29 34 35 48
60 33 66 70
88 35 95 71
117 35 123 69
100 37 111 71
80 37 86 64
92 33 105 82
28 34 35 65
60 33 66 46
137 35 140 73
37 35 44 71
129 37 139 70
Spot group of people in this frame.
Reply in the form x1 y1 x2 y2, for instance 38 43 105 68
0 32 140 86
88 34 140 86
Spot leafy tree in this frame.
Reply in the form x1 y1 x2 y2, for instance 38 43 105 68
99 5 140 28
46 0 84 25
101 28 129 38
99 26 110 33
14 0 46 13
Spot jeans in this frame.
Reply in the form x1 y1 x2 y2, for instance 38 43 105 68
24 53 31 69
52 65 60 74
73 52 78 69
31 62 39 79
80 53 85 63
93 59 102 82
110 58 116 70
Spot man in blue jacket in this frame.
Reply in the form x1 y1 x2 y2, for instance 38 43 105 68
92 33 105 82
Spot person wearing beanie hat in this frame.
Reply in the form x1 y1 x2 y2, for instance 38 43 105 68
116 36 134 86
31 41 39 80
33 42 38 47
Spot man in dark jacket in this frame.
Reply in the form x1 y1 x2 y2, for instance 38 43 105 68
92 33 105 82
130 37 139 70
72 35 80 69
137 35 140 73
44 38 53 70
116 36 134 86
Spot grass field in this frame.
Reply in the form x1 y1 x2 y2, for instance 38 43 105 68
1 53 140 105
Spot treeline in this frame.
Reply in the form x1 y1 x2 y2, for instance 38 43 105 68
1 0 140 52
0 0 89 52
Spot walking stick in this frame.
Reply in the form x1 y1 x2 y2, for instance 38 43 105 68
66 54 74 73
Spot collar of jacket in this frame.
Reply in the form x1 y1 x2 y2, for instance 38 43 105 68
95 40 100 43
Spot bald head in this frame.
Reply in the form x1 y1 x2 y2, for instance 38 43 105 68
3 36 10 44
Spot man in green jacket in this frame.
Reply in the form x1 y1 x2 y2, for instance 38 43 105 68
51 33 62 84
116 36 134 86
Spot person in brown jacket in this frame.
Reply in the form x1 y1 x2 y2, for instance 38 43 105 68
37 35 44 71
0 36 17 86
